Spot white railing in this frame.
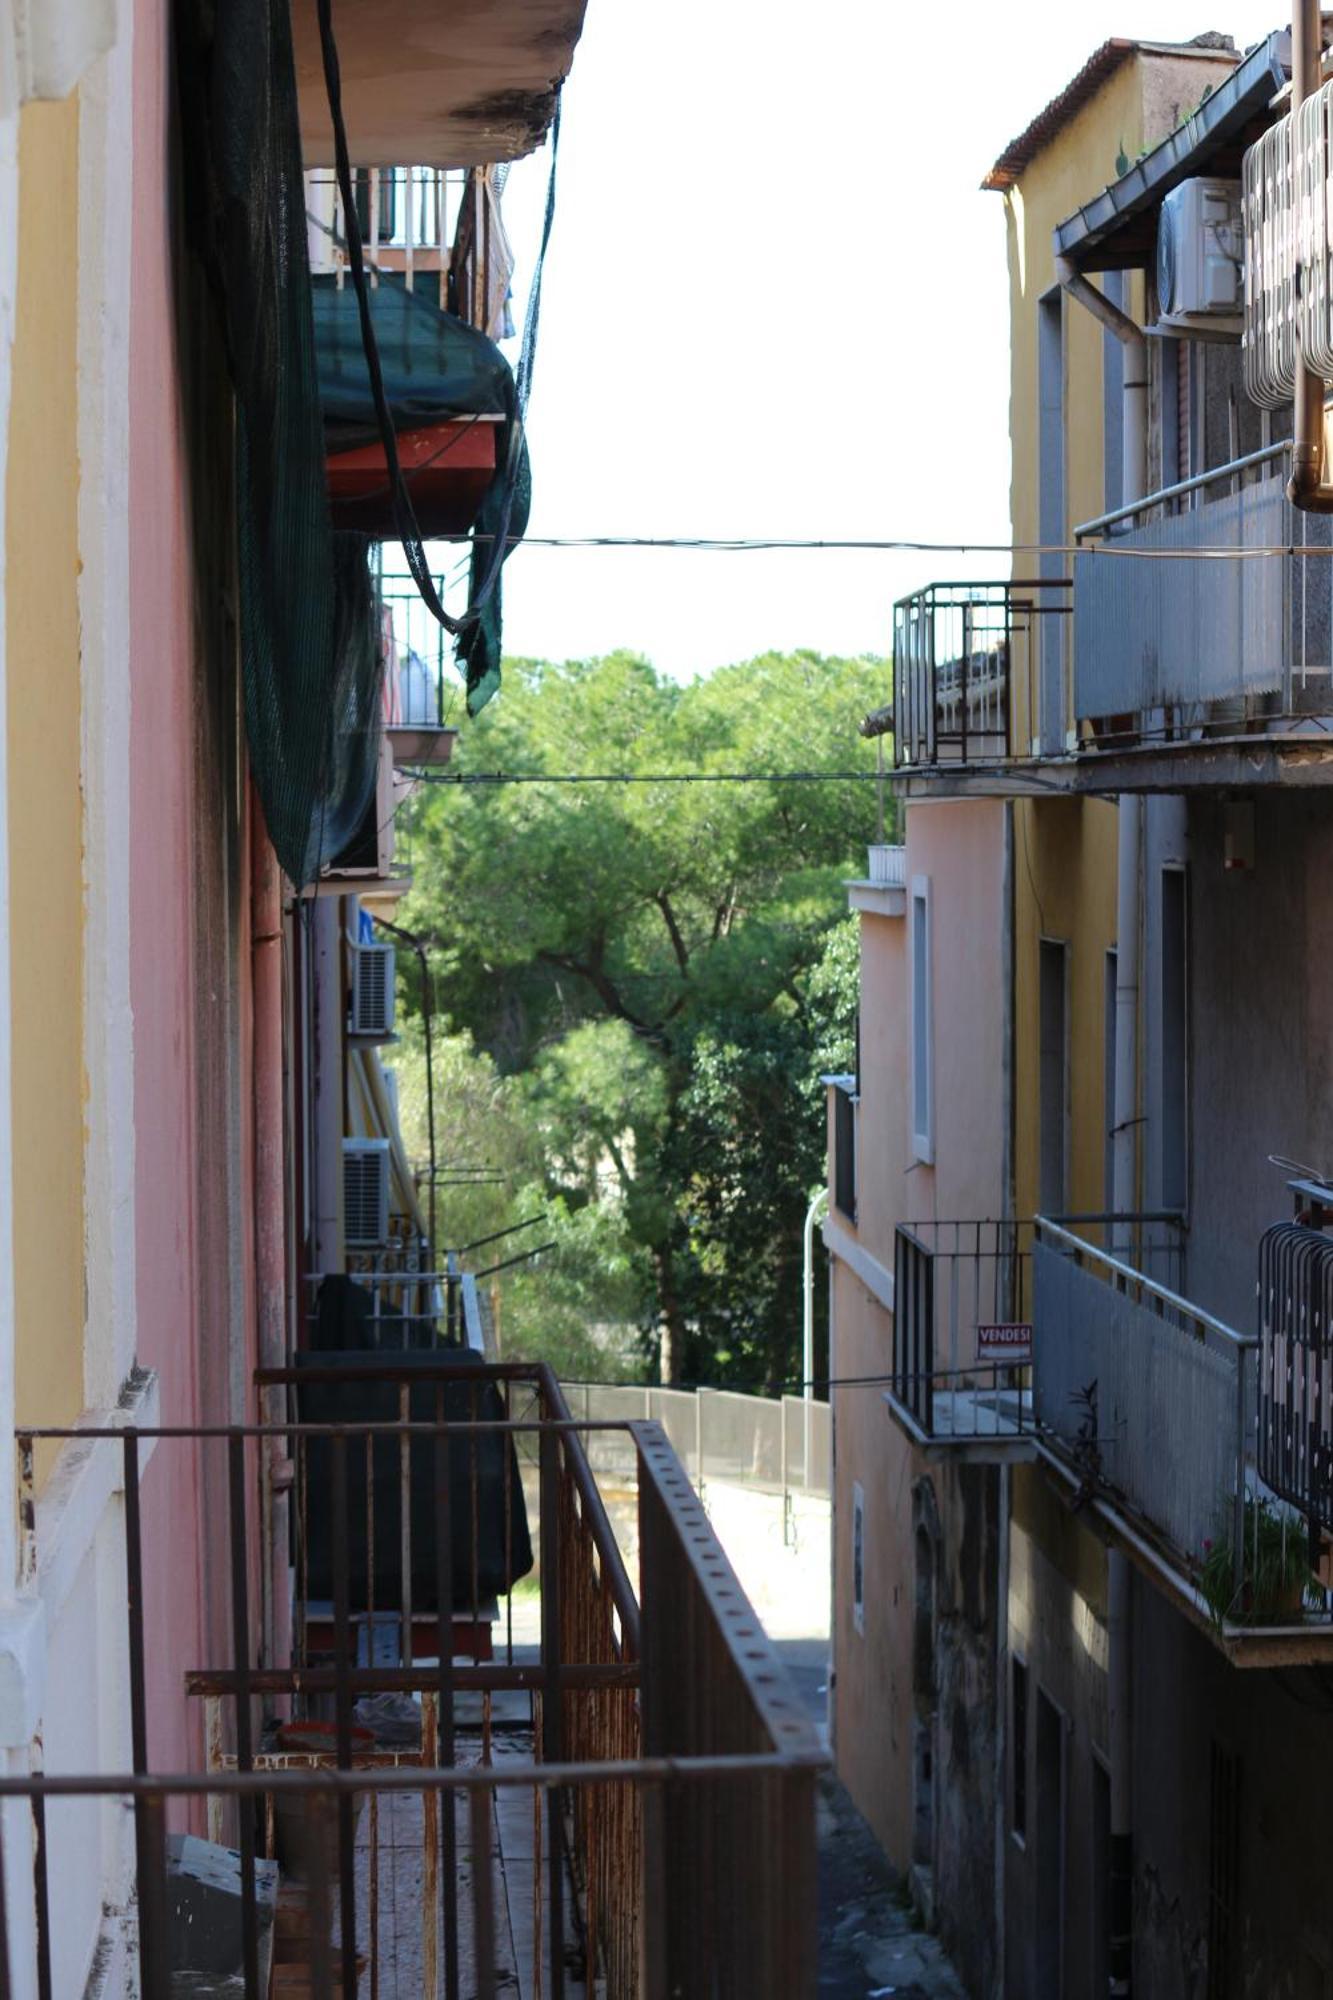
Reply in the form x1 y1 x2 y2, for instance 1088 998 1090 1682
867 843 905 887
563 1382 831 1503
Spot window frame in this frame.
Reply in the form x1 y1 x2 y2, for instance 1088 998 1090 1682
910 875 934 1164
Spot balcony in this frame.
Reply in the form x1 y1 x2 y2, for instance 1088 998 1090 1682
10 1359 821 1996
885 1216 1185 1464
1069 442 1333 792
292 0 587 170
1033 1218 1333 1663
886 1221 1037 1457
880 580 1072 795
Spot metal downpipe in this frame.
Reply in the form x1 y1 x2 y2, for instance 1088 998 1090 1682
1288 0 1333 510
1108 1550 1133 1998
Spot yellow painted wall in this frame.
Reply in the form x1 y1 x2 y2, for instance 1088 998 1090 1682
1001 52 1225 1226
5 97 87 1447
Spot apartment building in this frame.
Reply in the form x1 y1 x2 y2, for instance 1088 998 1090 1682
0 2 827 1993
830 23 1333 1997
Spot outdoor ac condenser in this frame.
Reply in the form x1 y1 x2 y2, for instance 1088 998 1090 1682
1156 177 1243 332
343 1139 391 1248
349 941 395 1041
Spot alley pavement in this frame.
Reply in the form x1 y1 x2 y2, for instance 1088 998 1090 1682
773 1642 968 2000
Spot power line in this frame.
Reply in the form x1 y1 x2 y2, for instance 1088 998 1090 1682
414 768 889 786
396 532 1333 560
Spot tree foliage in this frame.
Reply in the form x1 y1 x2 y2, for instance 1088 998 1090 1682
399 648 885 1385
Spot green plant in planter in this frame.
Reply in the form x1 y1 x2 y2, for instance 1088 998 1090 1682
1199 1495 1314 1627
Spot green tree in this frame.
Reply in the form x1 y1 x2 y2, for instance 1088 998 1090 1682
402 648 885 1382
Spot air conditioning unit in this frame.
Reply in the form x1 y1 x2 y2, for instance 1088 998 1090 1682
323 733 397 882
343 1139 391 1248
349 941 395 1040
1156 177 1243 333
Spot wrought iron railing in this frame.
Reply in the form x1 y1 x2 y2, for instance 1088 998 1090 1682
890 580 1069 769
1258 1220 1333 1532
12 1361 822 1997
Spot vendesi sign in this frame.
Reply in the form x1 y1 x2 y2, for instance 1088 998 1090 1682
977 1322 1032 1365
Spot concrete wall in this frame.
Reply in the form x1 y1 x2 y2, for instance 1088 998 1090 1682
1179 791 1333 1334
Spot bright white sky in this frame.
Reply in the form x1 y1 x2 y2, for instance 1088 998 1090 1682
487 0 1280 678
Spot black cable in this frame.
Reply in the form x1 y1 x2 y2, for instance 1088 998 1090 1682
412 768 895 786
388 533 1333 559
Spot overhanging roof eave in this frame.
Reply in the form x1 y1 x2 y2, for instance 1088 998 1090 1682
1053 30 1290 273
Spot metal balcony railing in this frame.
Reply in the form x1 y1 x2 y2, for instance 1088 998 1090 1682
1072 442 1333 741
889 581 1069 770
376 559 463 768
888 1216 1185 1451
564 1382 831 1506
306 163 506 333
1034 1218 1255 1593
12 1361 821 1998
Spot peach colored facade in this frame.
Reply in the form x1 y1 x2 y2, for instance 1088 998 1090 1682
828 801 1009 1995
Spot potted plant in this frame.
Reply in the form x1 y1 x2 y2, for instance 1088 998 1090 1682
1199 1495 1314 1626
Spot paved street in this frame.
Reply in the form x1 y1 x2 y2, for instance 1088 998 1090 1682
773 1642 968 2000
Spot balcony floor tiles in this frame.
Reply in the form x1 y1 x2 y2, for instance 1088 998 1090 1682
281 1726 592 2000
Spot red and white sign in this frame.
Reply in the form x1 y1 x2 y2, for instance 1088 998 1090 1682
977 1322 1033 1364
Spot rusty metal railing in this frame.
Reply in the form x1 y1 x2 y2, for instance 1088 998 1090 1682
11 1361 821 1998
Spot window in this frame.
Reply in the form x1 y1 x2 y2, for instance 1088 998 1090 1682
852 1483 865 1635
1011 1654 1028 1842
1104 949 1118 1213
1039 939 1070 1215
911 878 933 1162
1161 867 1189 1213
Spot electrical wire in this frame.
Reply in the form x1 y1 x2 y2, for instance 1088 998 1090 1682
412 768 893 786
401 532 1333 560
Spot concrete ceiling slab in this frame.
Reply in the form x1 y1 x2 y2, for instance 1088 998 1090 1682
293 0 587 168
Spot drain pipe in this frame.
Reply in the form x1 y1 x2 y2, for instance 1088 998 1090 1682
1058 259 1144 1996
1054 258 1147 504
1289 0 1333 510
1108 1550 1133 1998
1056 256 1145 1248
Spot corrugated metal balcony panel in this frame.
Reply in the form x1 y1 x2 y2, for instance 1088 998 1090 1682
1074 475 1333 720
1033 1235 1246 1569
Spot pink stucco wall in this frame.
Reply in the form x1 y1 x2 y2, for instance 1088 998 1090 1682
128 0 260 1776
895 798 1008 1234
831 797 1010 1896
852 799 1009 1273
129 0 203 1776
